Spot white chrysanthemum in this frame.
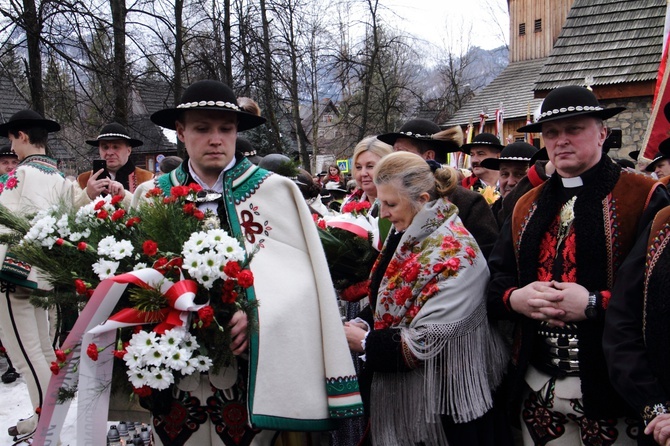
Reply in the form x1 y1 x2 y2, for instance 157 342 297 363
123 346 144 369
127 368 149 388
192 355 213 373
55 214 71 238
131 331 159 353
200 252 225 280
161 328 186 346
165 348 191 371
81 228 92 238
92 259 119 280
133 262 148 271
25 215 58 245
180 361 196 376
215 237 245 261
143 346 166 367
97 236 117 256
182 252 203 275
109 239 134 260
68 232 83 242
146 367 174 390
182 332 199 351
183 232 208 254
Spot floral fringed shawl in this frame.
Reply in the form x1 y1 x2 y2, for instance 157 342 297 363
370 198 508 446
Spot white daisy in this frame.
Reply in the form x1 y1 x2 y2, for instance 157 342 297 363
131 330 159 353
192 355 213 372
97 236 117 256
92 259 119 280
127 368 149 388
110 239 134 260
165 348 191 371
123 346 144 369
146 367 174 390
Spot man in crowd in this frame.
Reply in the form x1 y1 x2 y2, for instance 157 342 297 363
645 143 670 180
480 141 538 227
0 110 71 443
131 80 361 446
0 145 18 175
77 122 153 205
487 85 670 445
460 132 504 191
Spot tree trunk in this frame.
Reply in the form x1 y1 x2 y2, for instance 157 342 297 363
174 0 185 157
110 0 127 125
259 0 283 152
22 0 43 114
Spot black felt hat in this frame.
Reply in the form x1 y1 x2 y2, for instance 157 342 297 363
86 122 143 147
480 141 538 171
0 109 60 137
645 137 670 172
460 132 505 155
628 150 640 161
0 145 17 158
377 119 462 153
517 86 625 133
151 80 267 131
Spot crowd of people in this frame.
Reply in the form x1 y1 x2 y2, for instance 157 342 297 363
1 81 670 446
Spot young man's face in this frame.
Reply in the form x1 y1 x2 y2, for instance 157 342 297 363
176 110 238 178
99 139 132 173
469 146 500 177
542 116 606 178
0 155 18 175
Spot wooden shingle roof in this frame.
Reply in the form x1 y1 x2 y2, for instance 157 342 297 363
534 0 665 91
445 58 546 127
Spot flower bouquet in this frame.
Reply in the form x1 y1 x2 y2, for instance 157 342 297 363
0 184 258 404
315 201 378 302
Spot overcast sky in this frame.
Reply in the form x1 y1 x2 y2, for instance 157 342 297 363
385 0 509 51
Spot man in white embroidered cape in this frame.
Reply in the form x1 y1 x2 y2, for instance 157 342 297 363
131 80 362 446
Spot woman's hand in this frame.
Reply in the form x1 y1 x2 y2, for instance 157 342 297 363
229 310 248 355
344 322 367 353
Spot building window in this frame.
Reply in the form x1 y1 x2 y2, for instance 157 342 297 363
519 23 526 35
534 19 542 32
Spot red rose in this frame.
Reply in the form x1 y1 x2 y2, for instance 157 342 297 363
50 361 60 375
133 386 152 398
402 262 421 283
111 209 126 221
406 305 420 319
94 200 105 211
382 313 394 326
197 306 215 328
113 349 126 360
96 209 108 219
192 210 205 220
223 261 241 278
74 279 87 295
393 286 412 307
55 349 67 362
432 263 446 273
111 195 124 205
55 238 64 246
77 242 87 251
125 217 141 227
465 247 476 259
445 257 461 271
183 203 195 215
237 270 254 288
86 343 99 361
143 240 158 256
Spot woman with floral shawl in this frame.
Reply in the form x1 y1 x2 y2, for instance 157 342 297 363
344 152 509 445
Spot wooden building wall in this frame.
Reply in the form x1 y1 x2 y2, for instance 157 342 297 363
508 0 575 63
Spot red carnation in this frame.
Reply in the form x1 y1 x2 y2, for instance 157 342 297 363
192 210 205 220
188 183 203 193
317 219 327 230
237 270 254 288
356 201 371 212
74 279 87 295
113 349 126 360
77 242 87 251
223 261 241 278
125 217 141 227
146 188 162 197
85 289 95 299
170 185 190 197
183 203 195 215
50 361 61 375
55 349 67 362
197 306 215 328
86 343 99 361
143 240 159 256
94 200 105 211
111 195 124 205
111 209 126 221
133 386 152 398
55 238 64 246
35 407 41 415
341 202 355 214
96 209 108 219
153 257 168 269
163 196 175 204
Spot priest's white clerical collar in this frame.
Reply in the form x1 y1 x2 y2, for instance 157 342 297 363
561 176 584 188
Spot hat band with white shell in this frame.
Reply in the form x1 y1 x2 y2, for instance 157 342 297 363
500 156 533 162
177 100 241 111
536 105 603 122
399 131 433 139
97 132 132 140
